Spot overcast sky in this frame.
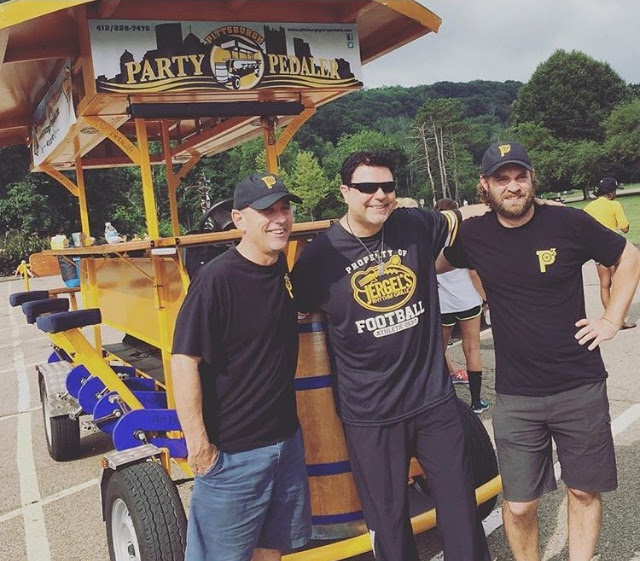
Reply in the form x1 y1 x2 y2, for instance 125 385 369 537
362 0 640 88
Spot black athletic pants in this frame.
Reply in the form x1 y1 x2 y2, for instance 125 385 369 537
344 396 490 561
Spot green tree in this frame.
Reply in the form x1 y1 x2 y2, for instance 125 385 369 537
564 141 606 199
604 98 640 179
323 129 402 182
83 167 147 239
413 98 473 204
296 81 521 150
0 146 31 195
0 179 53 234
464 115 507 161
513 50 629 141
287 151 330 221
507 122 606 199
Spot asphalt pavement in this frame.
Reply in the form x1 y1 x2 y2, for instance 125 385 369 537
0 260 638 561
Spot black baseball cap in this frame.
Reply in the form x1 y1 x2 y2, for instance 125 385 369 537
595 177 618 196
233 172 302 210
482 142 533 176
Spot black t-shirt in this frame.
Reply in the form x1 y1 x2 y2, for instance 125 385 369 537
444 205 626 397
172 248 299 451
291 208 459 426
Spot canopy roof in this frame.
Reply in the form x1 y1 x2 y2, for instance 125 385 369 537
0 0 441 169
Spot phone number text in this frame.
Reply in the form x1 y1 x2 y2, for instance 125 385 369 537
95 24 151 32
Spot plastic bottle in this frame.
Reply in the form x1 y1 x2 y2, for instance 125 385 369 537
104 222 120 244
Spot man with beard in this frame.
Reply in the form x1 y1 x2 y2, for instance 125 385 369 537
438 142 640 561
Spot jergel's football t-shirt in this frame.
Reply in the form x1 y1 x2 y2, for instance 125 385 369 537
292 208 459 426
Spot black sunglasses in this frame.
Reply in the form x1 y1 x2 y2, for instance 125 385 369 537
348 181 396 194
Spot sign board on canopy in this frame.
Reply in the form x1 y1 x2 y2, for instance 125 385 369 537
88 20 363 94
31 63 76 167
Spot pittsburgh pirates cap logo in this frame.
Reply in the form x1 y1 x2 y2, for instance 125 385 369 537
498 144 511 157
261 175 277 189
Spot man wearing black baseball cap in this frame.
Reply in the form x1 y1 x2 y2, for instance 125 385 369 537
172 172 311 560
440 143 640 561
584 176 634 329
481 141 533 177
233 171 302 211
478 142 536 222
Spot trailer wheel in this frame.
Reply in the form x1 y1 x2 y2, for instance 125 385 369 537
456 397 499 519
39 377 80 461
106 461 187 561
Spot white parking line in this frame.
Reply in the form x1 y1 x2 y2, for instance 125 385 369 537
0 478 100 524
611 403 640 433
541 495 568 561
0 338 47 352
9 294 52 561
0 407 41 423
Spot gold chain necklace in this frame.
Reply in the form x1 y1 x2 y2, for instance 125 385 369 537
345 215 386 276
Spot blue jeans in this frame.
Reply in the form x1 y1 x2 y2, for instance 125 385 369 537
186 428 311 561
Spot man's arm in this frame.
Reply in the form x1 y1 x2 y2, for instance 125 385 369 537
435 250 454 274
575 241 640 350
171 353 217 475
434 207 479 273
457 203 488 220
469 269 486 302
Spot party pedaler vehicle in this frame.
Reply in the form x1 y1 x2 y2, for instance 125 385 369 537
1 1 501 560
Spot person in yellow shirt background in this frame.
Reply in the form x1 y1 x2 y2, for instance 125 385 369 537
584 177 635 329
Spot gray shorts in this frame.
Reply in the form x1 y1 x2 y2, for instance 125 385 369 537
493 381 617 502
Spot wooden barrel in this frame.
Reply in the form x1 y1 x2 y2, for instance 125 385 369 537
296 312 366 539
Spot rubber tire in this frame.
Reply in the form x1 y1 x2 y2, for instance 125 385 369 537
197 197 234 232
455 396 499 520
39 376 80 461
106 461 187 561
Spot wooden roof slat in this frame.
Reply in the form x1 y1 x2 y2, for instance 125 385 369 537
0 0 93 31
95 0 121 19
4 42 78 64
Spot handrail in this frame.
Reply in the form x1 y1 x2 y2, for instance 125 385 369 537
42 220 335 256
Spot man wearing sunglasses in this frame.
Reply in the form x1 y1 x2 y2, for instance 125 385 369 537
291 150 492 561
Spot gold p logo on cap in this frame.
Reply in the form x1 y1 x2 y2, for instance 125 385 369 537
261 175 277 189
498 144 511 157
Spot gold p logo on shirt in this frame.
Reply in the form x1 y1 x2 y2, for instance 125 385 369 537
536 248 557 273
261 176 277 189
284 273 294 299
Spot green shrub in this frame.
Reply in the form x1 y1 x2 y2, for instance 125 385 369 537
0 231 49 276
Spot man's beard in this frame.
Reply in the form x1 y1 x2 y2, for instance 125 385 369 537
486 188 535 218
